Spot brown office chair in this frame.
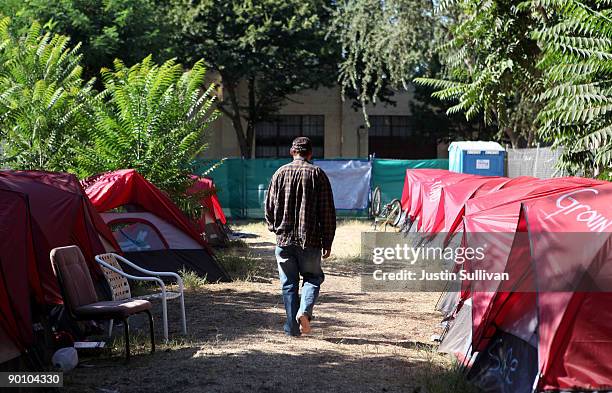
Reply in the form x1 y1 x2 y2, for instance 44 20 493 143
50 245 155 361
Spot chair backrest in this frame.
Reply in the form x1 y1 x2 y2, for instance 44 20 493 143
50 246 98 309
97 253 131 301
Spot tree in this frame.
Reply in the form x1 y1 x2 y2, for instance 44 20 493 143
332 0 547 147
76 56 219 200
1 0 173 80
418 0 612 173
330 0 498 142
169 0 340 158
330 0 439 107
0 17 94 171
530 0 612 178
413 0 544 147
334 0 612 176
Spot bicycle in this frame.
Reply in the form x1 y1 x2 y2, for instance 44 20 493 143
370 186 404 231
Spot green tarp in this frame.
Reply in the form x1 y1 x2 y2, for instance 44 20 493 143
193 158 290 218
194 158 448 219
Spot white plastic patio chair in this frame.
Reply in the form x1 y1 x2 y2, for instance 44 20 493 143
95 253 186 342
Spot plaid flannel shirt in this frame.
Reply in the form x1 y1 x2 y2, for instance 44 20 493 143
265 157 336 249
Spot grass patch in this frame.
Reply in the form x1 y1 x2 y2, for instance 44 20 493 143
414 349 479 393
179 268 208 290
227 238 248 248
131 280 158 297
216 252 259 281
230 220 268 234
107 330 155 357
337 218 370 226
103 330 197 357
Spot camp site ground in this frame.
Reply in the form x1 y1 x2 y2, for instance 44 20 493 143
62 220 453 393
2 158 612 393
1 163 612 393
2 0 612 390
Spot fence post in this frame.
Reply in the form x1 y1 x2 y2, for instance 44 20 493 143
241 157 247 219
505 144 510 177
369 156 374 212
533 143 540 178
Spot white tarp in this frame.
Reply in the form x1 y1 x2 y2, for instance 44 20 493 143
314 160 371 210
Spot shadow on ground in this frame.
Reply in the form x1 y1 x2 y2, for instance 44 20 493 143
65 343 460 393
65 287 449 393
62 221 454 393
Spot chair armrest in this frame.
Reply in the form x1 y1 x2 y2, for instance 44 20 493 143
111 253 184 294
95 257 168 296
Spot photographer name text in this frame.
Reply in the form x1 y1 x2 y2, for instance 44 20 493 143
372 269 509 282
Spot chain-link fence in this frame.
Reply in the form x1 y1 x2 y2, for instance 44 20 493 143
507 146 565 178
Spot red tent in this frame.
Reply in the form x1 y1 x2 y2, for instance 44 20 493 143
442 176 536 240
462 177 605 353
400 169 450 218
187 176 227 226
464 177 600 218
83 169 206 247
0 189 36 362
468 182 612 391
83 170 229 281
418 172 478 233
401 169 451 227
0 171 119 305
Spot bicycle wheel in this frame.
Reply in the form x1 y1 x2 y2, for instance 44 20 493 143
371 186 382 217
388 199 403 227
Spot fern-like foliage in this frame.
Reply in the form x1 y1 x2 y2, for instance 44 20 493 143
76 55 219 201
414 0 544 147
531 0 612 178
414 0 611 177
334 0 611 177
0 17 94 170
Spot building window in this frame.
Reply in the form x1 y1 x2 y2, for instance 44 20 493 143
368 115 436 159
255 115 325 158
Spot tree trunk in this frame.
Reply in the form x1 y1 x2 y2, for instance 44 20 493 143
222 80 252 158
246 76 256 158
230 115 250 158
505 127 519 149
526 128 535 148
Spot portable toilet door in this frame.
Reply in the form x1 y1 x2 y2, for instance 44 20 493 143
448 141 506 176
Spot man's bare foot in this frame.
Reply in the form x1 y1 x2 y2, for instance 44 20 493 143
298 314 311 334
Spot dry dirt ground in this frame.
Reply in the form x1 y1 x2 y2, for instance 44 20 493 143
64 220 459 393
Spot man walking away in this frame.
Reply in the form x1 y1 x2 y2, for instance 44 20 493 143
265 137 336 337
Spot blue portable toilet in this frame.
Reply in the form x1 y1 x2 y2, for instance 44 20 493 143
448 141 506 176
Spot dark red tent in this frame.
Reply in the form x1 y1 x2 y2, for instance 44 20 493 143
83 170 229 281
187 176 227 226
0 171 119 305
468 182 612 391
442 176 536 240
462 177 605 354
418 172 479 233
0 189 36 361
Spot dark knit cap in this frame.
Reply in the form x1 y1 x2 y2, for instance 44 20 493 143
290 136 312 154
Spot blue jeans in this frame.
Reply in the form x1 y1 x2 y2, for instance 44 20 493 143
275 245 325 336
